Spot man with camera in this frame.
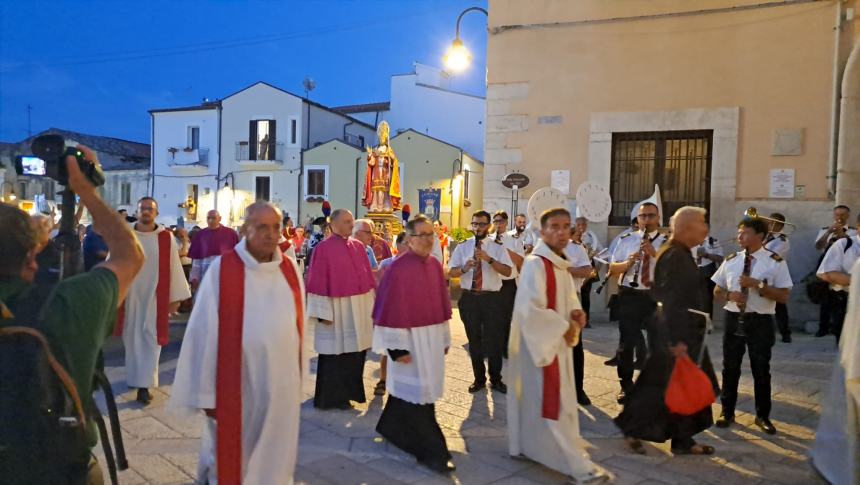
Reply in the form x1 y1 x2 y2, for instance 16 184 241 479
1 146 144 484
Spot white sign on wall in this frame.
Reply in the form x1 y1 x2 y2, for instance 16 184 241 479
551 169 570 195
769 169 795 199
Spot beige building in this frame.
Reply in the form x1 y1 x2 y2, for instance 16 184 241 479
484 0 860 322
300 129 482 228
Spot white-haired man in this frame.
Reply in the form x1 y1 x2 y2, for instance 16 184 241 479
170 202 306 483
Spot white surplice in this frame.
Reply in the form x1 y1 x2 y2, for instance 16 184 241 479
372 323 451 404
812 258 860 485
507 241 602 481
123 224 191 388
307 291 375 354
169 239 306 485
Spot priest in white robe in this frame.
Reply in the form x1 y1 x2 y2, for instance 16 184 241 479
372 216 455 473
813 257 860 485
508 208 609 484
306 209 376 409
170 202 306 484
119 197 191 404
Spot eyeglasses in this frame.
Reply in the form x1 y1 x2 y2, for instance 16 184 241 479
471 222 489 228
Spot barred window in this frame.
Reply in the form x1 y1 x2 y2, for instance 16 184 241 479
609 130 712 226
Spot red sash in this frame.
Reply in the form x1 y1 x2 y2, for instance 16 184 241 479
114 230 173 346
278 240 292 254
216 250 304 484
538 256 561 421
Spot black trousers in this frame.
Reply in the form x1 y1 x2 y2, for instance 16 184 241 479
573 338 585 397
720 312 775 419
459 290 504 384
775 303 791 339
580 278 595 321
831 291 848 342
819 290 833 334
500 279 518 358
698 265 717 317
616 288 656 388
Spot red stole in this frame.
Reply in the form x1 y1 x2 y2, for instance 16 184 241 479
216 250 304 484
114 230 172 345
278 239 292 254
538 256 561 421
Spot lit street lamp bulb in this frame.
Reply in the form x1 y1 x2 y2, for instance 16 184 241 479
444 39 472 72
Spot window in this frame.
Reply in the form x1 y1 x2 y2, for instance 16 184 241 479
304 165 328 200
255 176 271 201
609 130 713 226
290 119 297 145
188 126 200 149
249 119 276 160
120 182 132 205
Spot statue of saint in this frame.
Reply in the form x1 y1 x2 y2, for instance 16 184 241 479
362 121 401 212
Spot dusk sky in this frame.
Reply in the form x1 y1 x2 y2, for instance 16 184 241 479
0 0 488 143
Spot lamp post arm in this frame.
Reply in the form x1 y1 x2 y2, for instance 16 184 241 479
455 7 489 39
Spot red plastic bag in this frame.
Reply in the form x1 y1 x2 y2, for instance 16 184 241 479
665 353 715 416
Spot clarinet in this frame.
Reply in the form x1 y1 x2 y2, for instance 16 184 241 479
628 246 643 288
734 252 752 337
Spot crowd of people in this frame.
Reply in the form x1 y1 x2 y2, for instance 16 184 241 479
2 145 859 484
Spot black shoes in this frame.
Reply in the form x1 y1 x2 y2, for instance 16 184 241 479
616 390 628 404
634 359 646 370
815 329 829 337
491 381 507 394
755 417 777 435
136 388 152 405
604 356 619 367
577 392 592 406
781 334 792 343
715 413 734 428
468 381 486 393
422 459 456 474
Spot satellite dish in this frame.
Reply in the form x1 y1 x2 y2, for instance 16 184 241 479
526 187 568 228
302 77 316 98
575 181 612 223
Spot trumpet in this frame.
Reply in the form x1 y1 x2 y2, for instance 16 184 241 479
743 207 796 236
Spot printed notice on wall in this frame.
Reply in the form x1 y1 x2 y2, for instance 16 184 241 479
551 170 570 195
769 169 795 198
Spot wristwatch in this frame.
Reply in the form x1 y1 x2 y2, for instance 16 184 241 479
488 258 496 265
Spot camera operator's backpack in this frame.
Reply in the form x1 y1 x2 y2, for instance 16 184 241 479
0 286 91 484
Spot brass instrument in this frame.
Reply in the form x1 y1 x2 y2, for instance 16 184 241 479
744 207 796 236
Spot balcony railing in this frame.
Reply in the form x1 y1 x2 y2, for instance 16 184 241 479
235 141 284 163
167 147 209 167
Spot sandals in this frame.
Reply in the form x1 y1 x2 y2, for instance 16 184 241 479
373 380 386 396
671 444 715 455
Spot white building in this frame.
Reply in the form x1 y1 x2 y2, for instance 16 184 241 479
335 63 486 159
150 82 375 226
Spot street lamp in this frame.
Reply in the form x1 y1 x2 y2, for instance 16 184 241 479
443 7 488 73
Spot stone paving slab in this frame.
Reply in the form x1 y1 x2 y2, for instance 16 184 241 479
93 309 835 484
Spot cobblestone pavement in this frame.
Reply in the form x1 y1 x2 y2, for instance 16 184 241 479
97 309 836 485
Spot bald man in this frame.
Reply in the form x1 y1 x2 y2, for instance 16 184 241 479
171 201 306 483
615 206 719 456
188 210 239 288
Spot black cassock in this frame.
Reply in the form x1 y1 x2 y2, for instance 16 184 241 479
614 241 720 446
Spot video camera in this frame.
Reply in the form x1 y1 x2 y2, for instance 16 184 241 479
14 134 105 188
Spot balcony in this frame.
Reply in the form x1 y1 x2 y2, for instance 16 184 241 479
167 147 209 168
235 141 284 165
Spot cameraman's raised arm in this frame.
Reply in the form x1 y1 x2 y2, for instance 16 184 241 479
66 146 143 303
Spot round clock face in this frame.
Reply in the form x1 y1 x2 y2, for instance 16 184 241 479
576 182 612 222
527 187 568 227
